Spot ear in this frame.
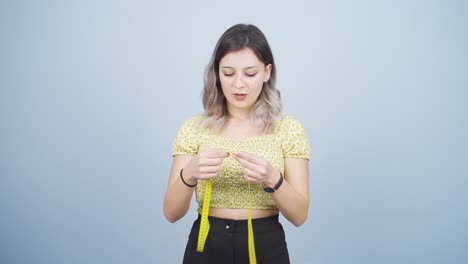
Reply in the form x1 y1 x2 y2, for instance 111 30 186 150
264 64 272 82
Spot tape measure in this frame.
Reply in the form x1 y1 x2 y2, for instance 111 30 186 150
196 180 257 264
247 182 257 264
197 179 212 252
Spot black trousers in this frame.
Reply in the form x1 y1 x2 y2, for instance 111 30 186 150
183 214 290 264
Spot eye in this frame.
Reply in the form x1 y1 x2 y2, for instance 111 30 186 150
245 73 257 77
223 72 234 77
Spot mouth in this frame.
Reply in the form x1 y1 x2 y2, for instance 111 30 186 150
233 93 247 100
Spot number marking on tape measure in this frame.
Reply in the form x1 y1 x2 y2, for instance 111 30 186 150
197 179 212 252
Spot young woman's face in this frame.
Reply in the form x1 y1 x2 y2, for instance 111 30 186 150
219 48 272 113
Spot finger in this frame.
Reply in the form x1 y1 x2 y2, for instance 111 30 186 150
205 149 229 158
234 155 263 173
233 151 263 164
243 167 261 180
198 172 218 180
243 170 262 184
200 165 220 174
200 158 224 166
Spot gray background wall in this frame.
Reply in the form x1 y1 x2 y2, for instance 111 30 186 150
1 0 467 263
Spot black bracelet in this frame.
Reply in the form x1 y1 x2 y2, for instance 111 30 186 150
180 169 197 187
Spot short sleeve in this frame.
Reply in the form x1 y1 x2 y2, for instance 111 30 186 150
278 116 310 159
172 115 203 156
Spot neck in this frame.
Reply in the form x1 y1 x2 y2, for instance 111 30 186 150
227 106 251 123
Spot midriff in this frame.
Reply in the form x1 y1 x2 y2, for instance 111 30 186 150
209 208 279 220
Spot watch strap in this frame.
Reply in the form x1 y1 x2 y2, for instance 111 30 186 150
263 172 284 193
273 172 284 190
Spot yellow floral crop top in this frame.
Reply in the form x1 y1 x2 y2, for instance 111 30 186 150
172 114 310 210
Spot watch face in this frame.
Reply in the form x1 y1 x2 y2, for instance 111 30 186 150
263 187 275 193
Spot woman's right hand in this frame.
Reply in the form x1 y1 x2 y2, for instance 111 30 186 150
181 148 229 184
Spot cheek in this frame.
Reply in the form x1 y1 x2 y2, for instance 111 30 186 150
219 79 231 96
219 76 233 88
247 77 264 90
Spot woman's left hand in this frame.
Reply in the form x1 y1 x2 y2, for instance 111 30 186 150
232 151 281 187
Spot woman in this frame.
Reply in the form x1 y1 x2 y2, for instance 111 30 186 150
164 24 310 264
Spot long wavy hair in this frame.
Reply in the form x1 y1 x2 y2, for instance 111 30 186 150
200 24 282 134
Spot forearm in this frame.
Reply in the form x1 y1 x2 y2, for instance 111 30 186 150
164 156 197 223
163 176 195 223
271 180 309 227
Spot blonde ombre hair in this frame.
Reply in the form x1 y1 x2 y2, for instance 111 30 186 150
200 24 282 134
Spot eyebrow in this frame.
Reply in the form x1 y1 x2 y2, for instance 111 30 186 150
220 66 259 70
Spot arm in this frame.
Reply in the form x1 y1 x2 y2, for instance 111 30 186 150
270 158 309 227
232 152 310 227
163 155 196 223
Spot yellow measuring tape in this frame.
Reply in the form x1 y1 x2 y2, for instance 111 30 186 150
196 180 257 264
197 179 212 252
247 182 257 264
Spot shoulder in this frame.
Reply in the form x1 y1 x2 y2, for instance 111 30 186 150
174 114 206 139
277 115 306 133
172 114 205 156
178 114 204 131
277 115 310 158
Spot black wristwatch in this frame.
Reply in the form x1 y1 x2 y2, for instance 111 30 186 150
263 172 284 193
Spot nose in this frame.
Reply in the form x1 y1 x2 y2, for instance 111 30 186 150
234 74 245 89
